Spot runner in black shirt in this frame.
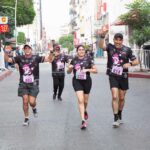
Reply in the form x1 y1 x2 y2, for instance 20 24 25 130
67 44 97 130
5 44 51 126
49 44 69 101
99 33 139 127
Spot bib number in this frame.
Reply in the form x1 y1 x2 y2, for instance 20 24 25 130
23 75 34 83
57 61 64 70
76 70 86 80
111 66 123 75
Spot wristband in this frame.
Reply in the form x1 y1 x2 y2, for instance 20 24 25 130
100 35 105 39
129 62 133 66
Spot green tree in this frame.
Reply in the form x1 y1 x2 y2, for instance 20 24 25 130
0 0 35 38
17 32 26 44
119 0 150 47
59 34 74 52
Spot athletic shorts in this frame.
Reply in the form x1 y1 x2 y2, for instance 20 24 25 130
18 82 39 97
109 75 129 90
72 76 92 94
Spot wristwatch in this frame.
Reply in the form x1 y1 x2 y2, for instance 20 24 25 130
100 35 105 39
129 62 133 66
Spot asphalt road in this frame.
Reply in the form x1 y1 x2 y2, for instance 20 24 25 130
0 63 150 150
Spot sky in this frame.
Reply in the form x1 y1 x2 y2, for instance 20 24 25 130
42 0 70 40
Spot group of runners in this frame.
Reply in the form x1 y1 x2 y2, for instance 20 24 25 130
4 33 139 130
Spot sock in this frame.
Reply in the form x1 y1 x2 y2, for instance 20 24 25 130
114 114 118 121
118 110 122 120
32 106 36 110
82 120 85 124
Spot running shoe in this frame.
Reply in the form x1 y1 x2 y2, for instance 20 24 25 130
33 108 38 118
118 119 123 124
58 97 62 101
84 111 88 120
53 94 56 100
23 118 29 126
80 120 87 130
112 120 120 128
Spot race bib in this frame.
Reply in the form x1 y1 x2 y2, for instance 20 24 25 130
23 74 34 83
76 70 87 80
111 66 123 75
57 61 64 70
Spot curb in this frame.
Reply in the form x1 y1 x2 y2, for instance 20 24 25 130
0 70 12 81
128 72 150 79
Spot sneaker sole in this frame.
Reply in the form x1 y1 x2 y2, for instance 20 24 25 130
34 114 38 118
112 123 120 128
81 126 87 130
23 122 29 126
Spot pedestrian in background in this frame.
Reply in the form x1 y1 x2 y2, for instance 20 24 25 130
99 33 139 128
4 44 14 69
4 44 51 126
49 44 69 101
67 44 97 130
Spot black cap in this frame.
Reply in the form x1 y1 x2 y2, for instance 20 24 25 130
23 44 32 49
114 33 123 40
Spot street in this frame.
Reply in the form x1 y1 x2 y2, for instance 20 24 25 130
0 63 150 150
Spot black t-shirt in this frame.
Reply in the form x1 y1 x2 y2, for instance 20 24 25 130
106 43 136 78
51 54 69 77
70 55 94 80
13 55 44 84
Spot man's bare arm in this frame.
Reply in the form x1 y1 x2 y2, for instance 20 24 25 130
4 52 13 63
98 34 107 51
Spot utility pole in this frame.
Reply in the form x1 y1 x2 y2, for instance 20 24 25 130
15 0 18 47
90 16 93 49
39 0 42 40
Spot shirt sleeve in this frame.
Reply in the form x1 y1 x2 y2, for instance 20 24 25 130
70 59 73 65
128 48 136 61
65 55 70 63
106 43 113 52
13 56 20 64
89 57 95 67
36 56 45 63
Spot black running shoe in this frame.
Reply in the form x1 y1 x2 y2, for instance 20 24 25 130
58 97 62 101
23 118 29 126
33 108 38 117
53 94 56 100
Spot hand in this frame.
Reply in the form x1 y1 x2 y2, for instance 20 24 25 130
68 64 73 69
123 63 131 69
48 47 53 53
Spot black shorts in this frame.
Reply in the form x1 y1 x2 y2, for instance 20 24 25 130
109 75 129 90
72 76 92 94
18 82 39 97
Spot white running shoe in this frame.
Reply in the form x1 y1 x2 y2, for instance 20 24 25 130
118 119 123 124
23 118 29 126
112 121 120 128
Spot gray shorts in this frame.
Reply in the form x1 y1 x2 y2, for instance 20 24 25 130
18 82 39 97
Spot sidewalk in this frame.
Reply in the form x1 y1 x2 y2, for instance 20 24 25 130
95 57 150 79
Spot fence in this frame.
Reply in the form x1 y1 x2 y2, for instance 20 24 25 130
133 49 150 71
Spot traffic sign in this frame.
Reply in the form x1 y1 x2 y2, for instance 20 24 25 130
0 24 9 33
0 16 8 24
